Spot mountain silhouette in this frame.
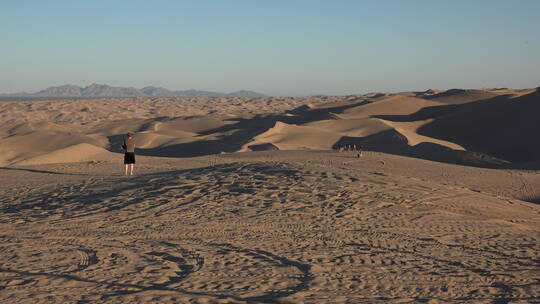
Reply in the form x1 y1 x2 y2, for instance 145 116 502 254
3 84 266 98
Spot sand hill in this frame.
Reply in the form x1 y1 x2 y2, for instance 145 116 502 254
0 89 539 303
2 88 538 167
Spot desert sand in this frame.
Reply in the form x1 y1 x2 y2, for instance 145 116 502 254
1 89 539 303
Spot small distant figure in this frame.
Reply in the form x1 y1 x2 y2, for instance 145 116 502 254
122 132 136 176
356 145 363 158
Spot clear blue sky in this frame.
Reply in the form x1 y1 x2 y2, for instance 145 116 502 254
1 0 539 96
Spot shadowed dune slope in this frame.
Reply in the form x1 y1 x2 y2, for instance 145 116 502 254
418 88 540 162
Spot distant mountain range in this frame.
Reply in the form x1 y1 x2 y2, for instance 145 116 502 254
2 84 266 98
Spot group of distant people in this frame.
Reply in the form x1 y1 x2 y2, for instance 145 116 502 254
337 144 363 158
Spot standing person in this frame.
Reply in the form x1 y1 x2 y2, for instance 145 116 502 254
356 145 363 158
122 132 136 176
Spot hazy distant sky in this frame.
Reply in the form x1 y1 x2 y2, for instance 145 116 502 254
1 0 539 96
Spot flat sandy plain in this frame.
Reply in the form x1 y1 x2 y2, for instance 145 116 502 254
0 89 539 303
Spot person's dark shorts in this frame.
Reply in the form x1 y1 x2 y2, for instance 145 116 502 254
124 152 135 164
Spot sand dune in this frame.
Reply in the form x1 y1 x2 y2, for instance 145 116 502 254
16 143 115 165
3 121 72 135
0 130 105 166
1 89 538 167
244 121 342 151
421 88 500 104
129 132 180 149
304 118 390 137
0 97 325 165
338 95 442 119
377 119 465 151
150 116 237 134
418 88 540 162
1 90 540 302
